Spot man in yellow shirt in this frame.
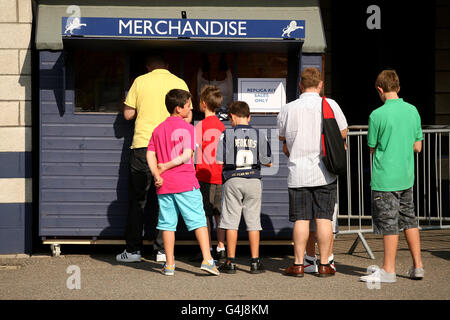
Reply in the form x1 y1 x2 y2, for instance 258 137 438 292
116 55 190 263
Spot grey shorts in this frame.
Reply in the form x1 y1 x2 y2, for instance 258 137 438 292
372 187 418 235
219 178 262 231
199 181 222 217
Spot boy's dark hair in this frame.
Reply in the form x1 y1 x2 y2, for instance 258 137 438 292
165 89 192 114
200 85 223 112
375 69 400 92
229 101 250 118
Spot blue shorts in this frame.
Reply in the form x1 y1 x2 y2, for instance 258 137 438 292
157 187 207 232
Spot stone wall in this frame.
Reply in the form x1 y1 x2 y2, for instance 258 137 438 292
0 0 33 253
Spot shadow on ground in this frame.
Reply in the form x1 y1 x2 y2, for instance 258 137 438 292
430 250 450 261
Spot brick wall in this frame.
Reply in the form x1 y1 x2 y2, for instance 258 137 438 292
0 0 33 254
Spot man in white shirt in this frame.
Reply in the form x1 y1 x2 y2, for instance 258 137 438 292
277 67 348 277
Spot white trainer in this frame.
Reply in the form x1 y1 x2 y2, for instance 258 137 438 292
328 254 336 272
156 250 167 262
360 267 396 283
116 250 141 263
303 255 318 273
407 266 424 280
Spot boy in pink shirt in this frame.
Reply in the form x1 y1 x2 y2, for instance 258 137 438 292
146 89 220 276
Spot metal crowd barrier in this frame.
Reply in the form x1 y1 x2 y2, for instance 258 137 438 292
338 125 450 259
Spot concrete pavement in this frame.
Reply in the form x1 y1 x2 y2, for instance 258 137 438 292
0 230 449 301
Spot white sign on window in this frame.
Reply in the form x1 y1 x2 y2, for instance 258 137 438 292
237 78 286 112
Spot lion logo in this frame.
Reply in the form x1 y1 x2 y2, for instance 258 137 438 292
64 17 87 34
282 21 304 38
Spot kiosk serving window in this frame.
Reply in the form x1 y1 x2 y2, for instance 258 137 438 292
70 46 290 114
73 50 126 113
237 53 287 79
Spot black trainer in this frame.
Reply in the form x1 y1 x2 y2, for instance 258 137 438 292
250 261 265 274
214 249 227 260
218 261 237 274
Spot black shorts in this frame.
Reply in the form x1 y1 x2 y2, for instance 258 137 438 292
199 181 223 217
288 181 337 222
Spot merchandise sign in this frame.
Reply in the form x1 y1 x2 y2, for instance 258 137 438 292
238 78 286 113
62 17 305 39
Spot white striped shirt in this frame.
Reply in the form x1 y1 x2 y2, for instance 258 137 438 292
277 92 348 188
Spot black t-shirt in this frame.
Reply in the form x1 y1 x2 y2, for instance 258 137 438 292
216 124 272 182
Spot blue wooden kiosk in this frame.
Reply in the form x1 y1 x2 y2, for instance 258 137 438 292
35 1 326 255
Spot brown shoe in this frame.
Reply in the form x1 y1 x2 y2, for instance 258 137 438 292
285 264 304 277
318 264 336 277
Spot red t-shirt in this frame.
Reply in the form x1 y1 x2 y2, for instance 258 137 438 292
195 115 225 184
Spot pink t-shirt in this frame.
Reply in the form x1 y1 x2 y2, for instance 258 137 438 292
147 116 200 195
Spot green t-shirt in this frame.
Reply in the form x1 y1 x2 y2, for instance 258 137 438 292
367 98 423 191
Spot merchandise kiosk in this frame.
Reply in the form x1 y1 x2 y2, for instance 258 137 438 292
35 0 326 253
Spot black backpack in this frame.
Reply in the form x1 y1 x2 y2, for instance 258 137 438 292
321 97 347 175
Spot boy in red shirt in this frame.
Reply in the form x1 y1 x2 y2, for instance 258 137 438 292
195 86 227 260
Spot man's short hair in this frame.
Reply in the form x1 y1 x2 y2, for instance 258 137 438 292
375 69 400 92
200 85 223 112
229 101 250 118
300 67 321 89
146 55 167 70
165 89 192 114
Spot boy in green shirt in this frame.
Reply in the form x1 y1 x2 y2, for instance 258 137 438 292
360 70 424 284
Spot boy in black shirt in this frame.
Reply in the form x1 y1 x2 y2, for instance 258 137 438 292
216 101 272 274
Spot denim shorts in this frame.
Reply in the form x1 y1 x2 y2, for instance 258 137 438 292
288 181 337 222
157 188 207 232
372 187 418 235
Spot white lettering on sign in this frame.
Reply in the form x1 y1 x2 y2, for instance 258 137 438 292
228 21 237 36
144 20 154 35
119 20 132 34
134 20 143 34
196 20 208 34
118 19 248 36
238 21 247 35
169 20 181 34
182 21 195 35
155 20 167 34
211 21 223 36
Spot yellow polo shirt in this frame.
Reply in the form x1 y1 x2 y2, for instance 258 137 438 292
124 69 189 149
